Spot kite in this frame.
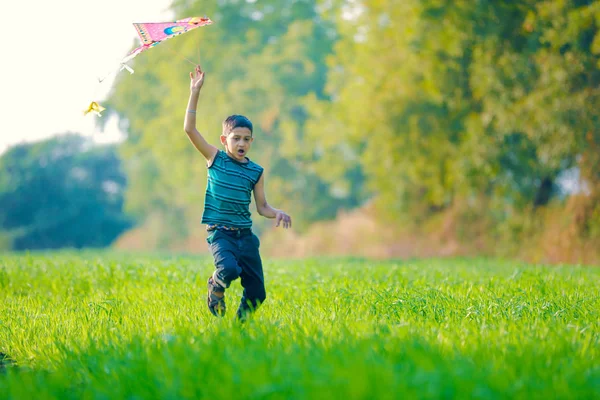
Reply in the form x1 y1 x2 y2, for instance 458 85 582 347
85 16 213 117
119 16 213 74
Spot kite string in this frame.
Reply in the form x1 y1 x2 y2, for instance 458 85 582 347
164 46 198 66
91 44 195 105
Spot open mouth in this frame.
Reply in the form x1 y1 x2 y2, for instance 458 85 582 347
237 149 245 156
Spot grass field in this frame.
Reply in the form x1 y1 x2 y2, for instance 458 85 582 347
0 252 599 399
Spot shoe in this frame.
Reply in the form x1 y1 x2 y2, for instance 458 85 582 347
207 276 226 316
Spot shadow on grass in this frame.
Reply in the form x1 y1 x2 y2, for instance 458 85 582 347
0 353 16 373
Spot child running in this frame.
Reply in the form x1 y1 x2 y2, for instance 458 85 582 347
183 64 292 320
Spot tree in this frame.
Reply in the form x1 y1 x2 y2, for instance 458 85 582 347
0 134 132 250
306 0 600 229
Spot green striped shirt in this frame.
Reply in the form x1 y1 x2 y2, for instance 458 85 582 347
201 150 264 228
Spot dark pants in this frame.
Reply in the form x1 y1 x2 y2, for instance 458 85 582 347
207 228 266 318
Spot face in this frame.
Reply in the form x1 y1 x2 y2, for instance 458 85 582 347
221 127 253 161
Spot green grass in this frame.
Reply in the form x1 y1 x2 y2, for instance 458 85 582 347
0 252 599 399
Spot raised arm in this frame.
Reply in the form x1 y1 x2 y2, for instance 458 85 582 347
184 65 218 162
253 173 292 228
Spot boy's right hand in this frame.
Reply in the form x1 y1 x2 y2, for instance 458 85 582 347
190 65 205 93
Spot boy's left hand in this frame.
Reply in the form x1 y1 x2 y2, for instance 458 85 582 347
275 211 292 229
190 65 205 93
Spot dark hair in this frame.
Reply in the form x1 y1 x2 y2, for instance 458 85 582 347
222 115 253 136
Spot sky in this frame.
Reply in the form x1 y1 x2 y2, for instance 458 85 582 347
0 0 174 154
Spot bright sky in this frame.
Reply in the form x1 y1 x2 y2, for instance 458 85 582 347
1 0 174 154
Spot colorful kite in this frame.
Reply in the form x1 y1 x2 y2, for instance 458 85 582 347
86 16 213 117
119 16 213 74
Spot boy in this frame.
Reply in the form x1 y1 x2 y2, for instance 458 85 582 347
184 65 292 320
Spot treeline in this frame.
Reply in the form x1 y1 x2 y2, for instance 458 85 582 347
0 135 131 250
104 0 599 259
3 0 598 259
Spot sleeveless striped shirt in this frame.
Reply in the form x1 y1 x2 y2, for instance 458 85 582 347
201 150 264 228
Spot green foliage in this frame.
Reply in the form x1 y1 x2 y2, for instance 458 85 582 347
0 253 599 398
0 135 132 250
105 0 600 251
307 0 600 226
